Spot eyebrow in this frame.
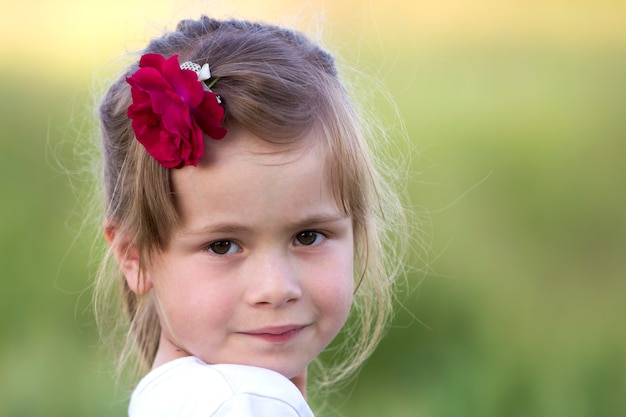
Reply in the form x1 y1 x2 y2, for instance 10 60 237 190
182 213 349 236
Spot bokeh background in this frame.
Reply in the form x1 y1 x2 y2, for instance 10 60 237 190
1 0 625 416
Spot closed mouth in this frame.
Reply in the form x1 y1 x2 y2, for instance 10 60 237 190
241 324 309 342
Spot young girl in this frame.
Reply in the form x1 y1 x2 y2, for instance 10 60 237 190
96 15 406 416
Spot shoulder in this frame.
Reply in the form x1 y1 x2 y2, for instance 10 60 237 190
129 357 314 417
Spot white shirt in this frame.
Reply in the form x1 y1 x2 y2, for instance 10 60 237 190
129 356 315 417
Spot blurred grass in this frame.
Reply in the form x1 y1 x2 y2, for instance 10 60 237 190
2 1 626 416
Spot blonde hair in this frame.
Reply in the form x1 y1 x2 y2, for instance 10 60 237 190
96 16 406 390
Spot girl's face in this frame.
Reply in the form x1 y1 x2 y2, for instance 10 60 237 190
145 128 354 379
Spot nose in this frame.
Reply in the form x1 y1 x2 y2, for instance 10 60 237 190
245 250 302 307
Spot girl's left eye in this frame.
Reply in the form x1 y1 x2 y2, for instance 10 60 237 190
294 231 325 246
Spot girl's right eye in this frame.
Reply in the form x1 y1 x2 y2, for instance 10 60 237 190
205 240 240 255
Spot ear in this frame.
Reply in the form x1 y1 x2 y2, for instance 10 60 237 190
104 223 153 295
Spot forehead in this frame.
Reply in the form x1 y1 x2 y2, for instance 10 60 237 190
209 126 317 166
173 127 323 187
170 128 339 228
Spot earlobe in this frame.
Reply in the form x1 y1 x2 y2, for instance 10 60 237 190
104 223 153 295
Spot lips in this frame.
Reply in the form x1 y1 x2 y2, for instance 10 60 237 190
241 324 309 343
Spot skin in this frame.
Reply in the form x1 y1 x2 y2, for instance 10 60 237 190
108 127 354 397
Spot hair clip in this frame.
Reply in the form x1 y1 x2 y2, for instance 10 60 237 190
126 54 227 168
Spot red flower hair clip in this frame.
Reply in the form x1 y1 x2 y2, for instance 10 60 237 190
126 54 227 168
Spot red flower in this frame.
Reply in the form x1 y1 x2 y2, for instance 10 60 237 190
126 54 227 168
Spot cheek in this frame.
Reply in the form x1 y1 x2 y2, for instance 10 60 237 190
314 253 354 320
151 263 236 324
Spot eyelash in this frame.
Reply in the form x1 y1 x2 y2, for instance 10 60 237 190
203 231 327 255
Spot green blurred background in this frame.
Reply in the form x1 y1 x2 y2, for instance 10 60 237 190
1 1 625 416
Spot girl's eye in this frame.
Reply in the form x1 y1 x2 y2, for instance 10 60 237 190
294 231 325 246
206 240 240 255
